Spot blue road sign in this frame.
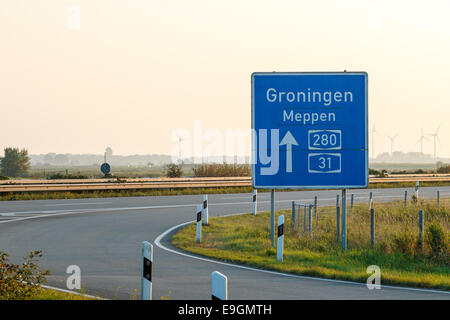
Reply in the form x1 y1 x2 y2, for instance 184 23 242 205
251 72 368 189
101 162 111 175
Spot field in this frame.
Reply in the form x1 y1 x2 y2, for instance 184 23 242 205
172 198 450 290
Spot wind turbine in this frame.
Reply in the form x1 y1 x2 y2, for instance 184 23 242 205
416 127 430 154
386 133 398 156
370 124 380 159
427 125 441 159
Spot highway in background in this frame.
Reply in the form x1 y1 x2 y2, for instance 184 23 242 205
0 186 449 299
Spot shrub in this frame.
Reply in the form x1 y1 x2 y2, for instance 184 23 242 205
0 175 9 180
48 173 88 179
0 250 50 300
193 163 250 177
425 222 448 260
437 164 450 174
391 232 417 256
165 163 183 178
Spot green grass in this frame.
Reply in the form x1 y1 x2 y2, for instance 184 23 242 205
1 181 449 201
17 288 99 300
172 198 450 291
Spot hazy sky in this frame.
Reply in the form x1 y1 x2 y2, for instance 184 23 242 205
1 0 449 158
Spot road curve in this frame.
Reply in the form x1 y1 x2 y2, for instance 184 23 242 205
0 186 449 300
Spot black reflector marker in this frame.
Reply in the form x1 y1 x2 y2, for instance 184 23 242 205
196 204 202 243
277 215 284 262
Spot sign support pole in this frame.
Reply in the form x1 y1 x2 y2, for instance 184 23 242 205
270 189 275 247
342 189 347 252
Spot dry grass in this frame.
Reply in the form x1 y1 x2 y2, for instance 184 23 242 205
172 198 449 290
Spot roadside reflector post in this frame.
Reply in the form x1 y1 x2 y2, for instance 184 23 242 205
308 204 312 236
415 181 419 200
141 241 153 300
404 190 407 208
314 196 318 219
369 192 373 208
303 205 307 233
342 189 347 252
437 191 440 209
203 195 208 225
277 215 284 262
336 205 340 242
418 210 424 249
291 201 295 229
270 189 275 247
370 207 375 247
196 204 202 243
211 271 228 300
252 190 257 216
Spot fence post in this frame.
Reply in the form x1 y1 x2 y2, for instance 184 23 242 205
203 195 208 225
291 201 295 228
437 191 440 209
370 207 375 247
303 205 307 233
277 215 284 262
314 196 318 219
308 204 312 236
196 204 202 243
211 271 228 300
418 210 423 249
141 241 153 300
336 205 340 242
404 190 407 208
252 190 257 216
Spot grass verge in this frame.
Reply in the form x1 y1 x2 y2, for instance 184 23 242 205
1 181 450 201
172 198 450 291
27 287 99 300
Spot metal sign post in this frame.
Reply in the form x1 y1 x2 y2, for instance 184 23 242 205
270 189 275 247
341 189 347 252
251 72 368 250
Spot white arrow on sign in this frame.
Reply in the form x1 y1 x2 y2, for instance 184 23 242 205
279 131 298 173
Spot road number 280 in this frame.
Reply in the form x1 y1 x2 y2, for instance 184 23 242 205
308 130 342 150
312 133 338 147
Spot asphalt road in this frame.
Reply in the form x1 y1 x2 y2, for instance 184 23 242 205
0 186 449 300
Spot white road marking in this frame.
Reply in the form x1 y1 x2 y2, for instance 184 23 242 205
154 218 450 296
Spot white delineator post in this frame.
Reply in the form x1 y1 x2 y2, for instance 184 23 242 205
203 195 208 225
196 204 202 243
277 215 284 262
252 190 257 216
141 241 153 300
211 271 228 300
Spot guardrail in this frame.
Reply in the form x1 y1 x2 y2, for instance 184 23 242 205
0 176 449 193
